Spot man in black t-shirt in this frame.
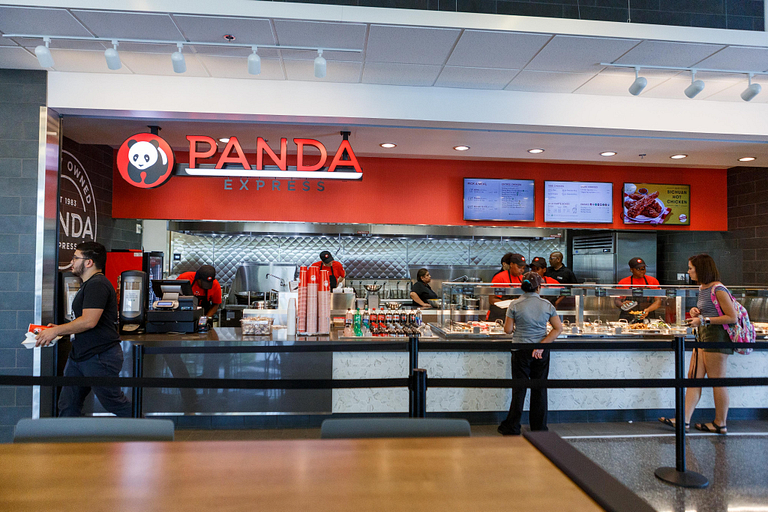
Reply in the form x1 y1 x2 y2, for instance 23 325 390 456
37 242 131 417
545 251 578 284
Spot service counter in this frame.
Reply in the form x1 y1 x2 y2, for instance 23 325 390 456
109 327 768 420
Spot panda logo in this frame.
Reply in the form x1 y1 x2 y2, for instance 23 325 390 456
116 133 175 188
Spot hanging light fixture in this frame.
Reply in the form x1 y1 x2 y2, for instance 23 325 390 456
314 49 326 78
628 67 647 96
34 37 54 68
684 70 705 99
741 74 761 102
247 46 261 75
104 39 121 70
171 43 186 74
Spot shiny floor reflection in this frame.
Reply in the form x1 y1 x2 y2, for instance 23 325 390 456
568 434 768 512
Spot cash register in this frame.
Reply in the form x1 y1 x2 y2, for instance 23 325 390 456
145 279 203 333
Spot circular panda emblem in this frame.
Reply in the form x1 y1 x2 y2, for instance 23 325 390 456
116 133 175 188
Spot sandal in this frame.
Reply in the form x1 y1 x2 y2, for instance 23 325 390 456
658 417 690 432
694 422 727 434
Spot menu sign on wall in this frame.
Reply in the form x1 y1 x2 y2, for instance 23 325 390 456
623 183 690 225
463 178 535 221
544 181 613 223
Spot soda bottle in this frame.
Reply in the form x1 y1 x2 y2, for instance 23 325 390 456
415 309 423 326
378 308 386 327
344 309 354 336
353 309 362 336
385 309 392 326
408 311 416 325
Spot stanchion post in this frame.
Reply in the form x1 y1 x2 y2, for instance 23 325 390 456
131 344 145 418
654 335 708 488
409 368 427 418
408 335 419 375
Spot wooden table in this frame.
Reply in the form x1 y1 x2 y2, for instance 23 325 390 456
0 437 602 512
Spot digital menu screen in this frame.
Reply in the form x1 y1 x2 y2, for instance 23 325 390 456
544 181 613 223
623 183 690 225
463 178 535 221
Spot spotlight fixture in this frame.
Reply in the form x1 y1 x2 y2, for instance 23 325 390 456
738 157 756 162
380 143 397 149
628 67 647 96
247 46 261 75
34 37 54 68
600 151 617 157
219 138 230 143
104 39 121 70
453 145 470 151
171 43 186 73
528 148 545 154
741 74 761 102
670 154 688 160
684 70 705 99
314 49 326 78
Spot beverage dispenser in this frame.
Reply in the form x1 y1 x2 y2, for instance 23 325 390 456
58 272 82 323
119 270 148 332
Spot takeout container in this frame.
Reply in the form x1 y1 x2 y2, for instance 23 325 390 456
241 316 274 335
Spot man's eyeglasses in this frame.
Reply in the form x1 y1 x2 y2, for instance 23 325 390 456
71 256 90 261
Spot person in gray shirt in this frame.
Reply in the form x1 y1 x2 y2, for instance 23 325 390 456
498 272 563 436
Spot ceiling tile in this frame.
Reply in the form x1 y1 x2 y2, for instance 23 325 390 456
446 30 551 69
196 54 285 80
505 70 595 93
0 6 92 37
366 25 460 65
694 45 768 72
274 20 365 50
615 40 726 68
171 15 275 45
284 59 361 82
281 49 362 63
640 75 740 100
362 62 441 86
71 10 184 41
435 66 516 89
114 42 185 54
118 51 210 77
526 35 640 73
48 48 132 74
193 45 281 59
0 46 39 69
573 68 669 96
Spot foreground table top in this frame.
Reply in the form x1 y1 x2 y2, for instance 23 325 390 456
0 436 602 512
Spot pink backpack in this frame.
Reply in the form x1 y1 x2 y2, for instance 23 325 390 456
710 285 755 355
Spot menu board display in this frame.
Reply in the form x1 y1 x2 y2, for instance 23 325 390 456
623 183 690 225
544 181 613 223
463 178 535 221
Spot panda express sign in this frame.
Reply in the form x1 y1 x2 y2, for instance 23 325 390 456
117 133 363 189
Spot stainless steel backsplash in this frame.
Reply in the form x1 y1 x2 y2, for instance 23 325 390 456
170 232 565 286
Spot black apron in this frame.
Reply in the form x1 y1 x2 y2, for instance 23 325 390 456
618 276 655 321
327 265 337 289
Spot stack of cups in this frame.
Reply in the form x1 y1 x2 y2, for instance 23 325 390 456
306 266 318 335
317 269 331 334
297 266 308 334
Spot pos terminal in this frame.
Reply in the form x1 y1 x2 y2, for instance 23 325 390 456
145 279 203 333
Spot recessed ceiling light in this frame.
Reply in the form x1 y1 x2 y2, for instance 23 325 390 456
219 138 230 143
738 156 756 162
453 145 470 151
600 151 617 157
380 143 397 149
528 148 544 154
670 154 688 160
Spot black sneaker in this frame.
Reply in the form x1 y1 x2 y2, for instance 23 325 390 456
497 426 520 436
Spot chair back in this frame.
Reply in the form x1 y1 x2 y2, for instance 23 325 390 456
321 418 471 439
14 418 175 443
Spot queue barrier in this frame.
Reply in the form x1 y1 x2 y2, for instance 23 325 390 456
3 335 768 491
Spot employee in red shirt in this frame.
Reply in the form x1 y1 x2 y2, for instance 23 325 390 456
311 251 345 290
530 257 560 286
488 253 526 322
177 265 222 318
616 257 662 321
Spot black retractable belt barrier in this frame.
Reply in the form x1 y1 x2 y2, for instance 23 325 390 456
409 369 427 418
654 336 708 488
132 344 145 419
408 335 419 375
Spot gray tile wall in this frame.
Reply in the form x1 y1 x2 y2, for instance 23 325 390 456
0 69 46 443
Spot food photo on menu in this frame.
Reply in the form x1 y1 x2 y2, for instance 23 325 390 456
622 183 690 225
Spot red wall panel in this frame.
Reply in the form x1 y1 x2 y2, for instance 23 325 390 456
112 152 728 231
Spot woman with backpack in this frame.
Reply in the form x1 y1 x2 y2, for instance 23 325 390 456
659 254 737 434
